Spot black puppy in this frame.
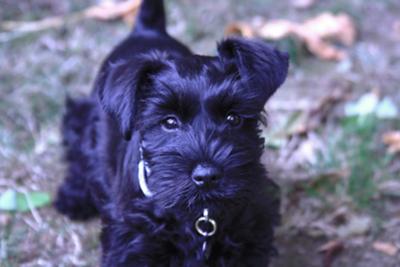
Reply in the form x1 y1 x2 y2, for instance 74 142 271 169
55 0 289 266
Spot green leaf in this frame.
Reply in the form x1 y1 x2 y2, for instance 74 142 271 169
17 192 51 212
376 97 398 119
0 190 51 212
0 189 17 211
344 92 379 117
345 93 398 119
265 134 287 149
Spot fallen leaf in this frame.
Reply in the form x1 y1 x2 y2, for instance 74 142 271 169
0 189 17 211
84 0 141 25
0 0 141 36
379 180 400 197
382 131 400 154
373 241 398 256
226 12 356 60
318 239 344 253
337 215 371 238
0 189 51 212
345 91 398 119
17 191 52 212
225 22 255 38
344 92 379 117
265 134 287 149
282 169 348 189
295 137 320 165
376 97 399 119
318 240 344 267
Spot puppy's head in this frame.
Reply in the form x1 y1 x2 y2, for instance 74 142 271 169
99 38 289 212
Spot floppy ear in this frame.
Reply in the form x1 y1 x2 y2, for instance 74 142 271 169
217 37 289 107
97 55 166 140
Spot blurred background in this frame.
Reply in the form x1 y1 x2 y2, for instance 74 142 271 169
0 0 399 266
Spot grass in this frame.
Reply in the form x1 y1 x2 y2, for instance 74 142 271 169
309 114 396 210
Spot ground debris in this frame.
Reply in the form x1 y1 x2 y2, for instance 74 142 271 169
382 131 400 154
269 85 351 170
336 215 372 238
318 239 344 267
226 12 356 60
379 180 400 198
0 0 141 41
318 239 344 253
345 91 398 119
305 207 372 239
372 241 398 256
84 0 141 24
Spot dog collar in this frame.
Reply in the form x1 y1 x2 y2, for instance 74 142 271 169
138 146 153 197
138 146 218 259
195 208 217 260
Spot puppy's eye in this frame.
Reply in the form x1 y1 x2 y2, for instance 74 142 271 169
226 113 242 127
161 116 180 131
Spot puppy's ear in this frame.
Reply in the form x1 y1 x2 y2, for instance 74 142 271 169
97 55 166 140
218 37 289 107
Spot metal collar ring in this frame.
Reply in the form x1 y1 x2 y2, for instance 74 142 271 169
195 209 217 237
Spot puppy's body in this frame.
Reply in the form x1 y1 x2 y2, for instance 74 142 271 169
55 1 288 266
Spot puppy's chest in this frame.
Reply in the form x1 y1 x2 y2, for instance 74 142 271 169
128 215 260 267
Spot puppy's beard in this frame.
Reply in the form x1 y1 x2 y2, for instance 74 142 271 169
148 174 247 215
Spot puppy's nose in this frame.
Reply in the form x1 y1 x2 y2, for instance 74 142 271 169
191 164 222 186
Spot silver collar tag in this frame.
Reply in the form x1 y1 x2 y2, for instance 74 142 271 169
195 208 217 260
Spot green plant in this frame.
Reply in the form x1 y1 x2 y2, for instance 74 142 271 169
311 114 393 209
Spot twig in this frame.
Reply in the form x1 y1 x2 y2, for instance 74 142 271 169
288 84 352 136
21 190 43 226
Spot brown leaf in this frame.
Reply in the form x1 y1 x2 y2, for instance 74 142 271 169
84 0 142 23
318 240 344 267
225 22 255 38
373 241 398 256
382 131 400 154
0 0 142 35
225 12 357 60
318 239 344 253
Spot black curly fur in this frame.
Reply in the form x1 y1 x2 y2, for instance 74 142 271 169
54 98 100 220
55 0 289 266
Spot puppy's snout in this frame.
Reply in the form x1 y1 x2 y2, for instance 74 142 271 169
191 164 221 186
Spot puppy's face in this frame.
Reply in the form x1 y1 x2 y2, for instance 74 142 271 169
99 38 289 212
